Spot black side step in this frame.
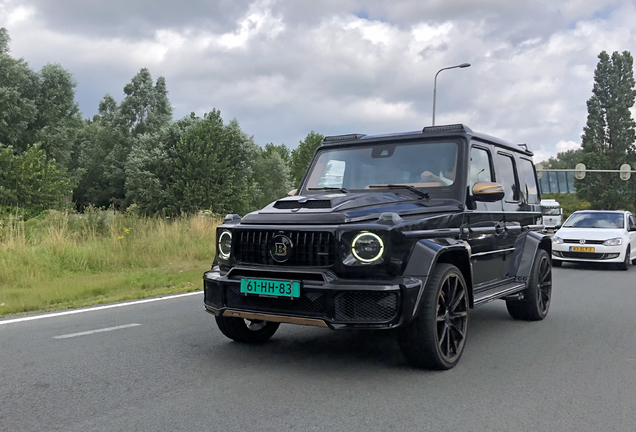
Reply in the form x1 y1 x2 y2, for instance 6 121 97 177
473 282 526 307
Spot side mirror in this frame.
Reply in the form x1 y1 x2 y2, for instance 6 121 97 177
288 189 297 197
472 182 505 202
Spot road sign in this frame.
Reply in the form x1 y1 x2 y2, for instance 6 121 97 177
575 163 586 179
620 164 631 181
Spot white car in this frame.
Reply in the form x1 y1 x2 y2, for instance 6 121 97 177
551 210 636 270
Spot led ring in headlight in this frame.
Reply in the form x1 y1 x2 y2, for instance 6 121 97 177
351 232 384 263
218 230 232 260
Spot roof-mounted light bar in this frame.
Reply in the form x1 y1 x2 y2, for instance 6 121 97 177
422 124 472 133
323 134 366 143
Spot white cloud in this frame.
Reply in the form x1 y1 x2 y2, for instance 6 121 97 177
2 0 636 158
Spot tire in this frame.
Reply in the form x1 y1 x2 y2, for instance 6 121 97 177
215 315 280 343
618 246 630 271
551 259 562 268
506 249 552 321
398 263 469 370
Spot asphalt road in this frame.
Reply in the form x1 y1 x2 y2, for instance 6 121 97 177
1 263 635 432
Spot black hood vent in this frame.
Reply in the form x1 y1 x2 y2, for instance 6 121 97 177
274 200 332 209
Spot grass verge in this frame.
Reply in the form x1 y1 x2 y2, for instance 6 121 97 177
0 209 219 317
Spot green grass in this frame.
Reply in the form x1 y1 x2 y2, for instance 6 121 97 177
0 209 221 317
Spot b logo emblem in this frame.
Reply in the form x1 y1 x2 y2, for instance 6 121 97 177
274 243 287 256
270 235 293 263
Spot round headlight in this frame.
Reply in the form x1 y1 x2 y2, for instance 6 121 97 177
218 230 232 260
351 232 384 263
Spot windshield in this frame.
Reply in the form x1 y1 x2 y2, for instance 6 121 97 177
563 212 624 229
304 141 458 191
542 208 560 216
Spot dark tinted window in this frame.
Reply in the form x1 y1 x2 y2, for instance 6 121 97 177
495 153 519 202
469 146 493 187
518 158 539 204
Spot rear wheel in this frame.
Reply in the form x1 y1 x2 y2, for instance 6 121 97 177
506 249 552 321
215 315 280 343
398 264 469 370
618 246 630 271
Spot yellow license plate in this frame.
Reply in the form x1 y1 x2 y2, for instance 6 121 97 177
570 246 595 252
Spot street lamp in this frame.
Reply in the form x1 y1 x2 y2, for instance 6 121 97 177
432 63 471 126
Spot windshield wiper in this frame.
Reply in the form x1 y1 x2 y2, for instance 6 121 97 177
307 187 348 193
368 184 430 199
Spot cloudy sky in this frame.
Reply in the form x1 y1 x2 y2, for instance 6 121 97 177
2 0 636 162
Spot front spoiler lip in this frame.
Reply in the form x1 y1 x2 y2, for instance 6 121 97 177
204 268 423 330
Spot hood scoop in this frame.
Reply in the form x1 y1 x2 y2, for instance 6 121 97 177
274 199 332 209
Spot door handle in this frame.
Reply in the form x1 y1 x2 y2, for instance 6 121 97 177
495 223 505 234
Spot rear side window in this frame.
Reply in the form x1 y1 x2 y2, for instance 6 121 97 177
495 153 519 202
469 146 493 187
518 157 539 204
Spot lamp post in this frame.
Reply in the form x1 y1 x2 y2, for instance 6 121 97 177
432 63 471 126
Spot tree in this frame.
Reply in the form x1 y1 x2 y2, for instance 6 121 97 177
540 148 583 170
74 69 173 209
0 144 72 218
251 146 293 209
167 111 259 215
575 50 636 211
0 27 10 55
290 131 324 186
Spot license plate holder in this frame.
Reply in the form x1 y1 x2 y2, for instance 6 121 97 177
570 246 595 252
240 278 301 299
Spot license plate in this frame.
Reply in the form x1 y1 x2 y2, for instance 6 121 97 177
240 278 300 299
570 246 595 252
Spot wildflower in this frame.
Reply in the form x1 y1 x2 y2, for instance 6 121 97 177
124 228 130 234
118 235 124 240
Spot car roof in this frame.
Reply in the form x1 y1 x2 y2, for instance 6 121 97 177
571 210 628 214
322 124 534 156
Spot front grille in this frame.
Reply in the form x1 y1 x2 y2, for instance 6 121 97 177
561 252 606 260
225 285 327 317
334 292 398 322
563 239 605 245
234 230 336 266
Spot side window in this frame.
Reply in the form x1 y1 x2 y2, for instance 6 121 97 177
518 157 540 204
629 214 636 230
469 146 493 187
495 153 520 202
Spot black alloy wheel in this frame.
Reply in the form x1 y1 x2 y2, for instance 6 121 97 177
506 249 552 321
398 263 469 370
215 315 280 343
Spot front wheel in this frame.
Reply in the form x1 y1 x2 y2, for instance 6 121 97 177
398 263 469 370
618 246 630 271
506 249 552 321
215 315 280 343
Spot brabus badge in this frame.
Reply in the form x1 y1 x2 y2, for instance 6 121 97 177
274 243 287 256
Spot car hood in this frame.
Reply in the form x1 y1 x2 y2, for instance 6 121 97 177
240 192 463 225
555 227 626 240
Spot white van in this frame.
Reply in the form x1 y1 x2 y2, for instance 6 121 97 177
541 199 562 232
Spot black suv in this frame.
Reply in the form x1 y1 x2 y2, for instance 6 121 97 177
204 124 552 369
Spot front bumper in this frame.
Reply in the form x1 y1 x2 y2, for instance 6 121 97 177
552 243 626 263
203 265 423 330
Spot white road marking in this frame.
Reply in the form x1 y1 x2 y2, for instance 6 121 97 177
0 291 203 326
53 323 142 339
